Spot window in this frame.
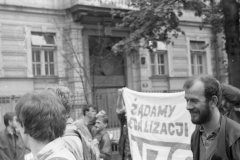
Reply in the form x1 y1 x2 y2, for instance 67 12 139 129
31 32 56 76
150 50 168 76
150 41 168 76
0 96 10 104
190 41 207 75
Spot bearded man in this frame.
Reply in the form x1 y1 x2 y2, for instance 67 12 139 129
183 75 240 160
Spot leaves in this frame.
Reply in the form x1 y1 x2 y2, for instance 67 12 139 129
111 0 227 55
112 0 187 54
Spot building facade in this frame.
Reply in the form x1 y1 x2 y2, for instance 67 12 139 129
0 0 227 130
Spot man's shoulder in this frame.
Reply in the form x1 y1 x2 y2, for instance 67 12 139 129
103 131 110 138
101 130 111 142
225 116 240 132
0 130 5 135
0 130 7 139
225 116 240 146
73 119 85 127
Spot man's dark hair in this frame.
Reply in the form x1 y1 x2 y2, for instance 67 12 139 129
15 91 66 142
82 104 97 116
3 112 15 127
183 75 222 106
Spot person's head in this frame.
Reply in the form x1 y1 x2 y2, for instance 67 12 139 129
94 115 108 132
82 104 97 120
117 110 127 125
183 75 221 125
96 110 106 118
220 83 240 114
15 91 66 147
4 112 18 129
47 86 73 118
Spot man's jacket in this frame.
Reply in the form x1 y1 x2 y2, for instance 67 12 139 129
191 116 240 160
0 129 26 160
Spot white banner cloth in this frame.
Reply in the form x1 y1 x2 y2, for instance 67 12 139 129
122 88 195 160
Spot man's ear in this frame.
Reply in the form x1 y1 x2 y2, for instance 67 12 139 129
210 96 218 107
104 123 107 128
8 120 13 126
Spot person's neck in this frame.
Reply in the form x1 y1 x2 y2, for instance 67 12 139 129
83 116 90 126
6 126 14 135
29 138 48 158
202 109 221 134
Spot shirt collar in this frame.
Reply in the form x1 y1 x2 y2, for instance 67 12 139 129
36 138 63 160
199 115 222 135
4 128 18 137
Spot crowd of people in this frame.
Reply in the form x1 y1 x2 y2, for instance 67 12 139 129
1 75 240 160
0 86 112 160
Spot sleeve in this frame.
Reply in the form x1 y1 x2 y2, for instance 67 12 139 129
0 134 11 160
99 133 112 160
0 151 11 160
230 138 240 159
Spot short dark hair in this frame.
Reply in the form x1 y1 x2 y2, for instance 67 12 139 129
183 75 222 106
15 91 66 142
82 104 97 116
3 112 15 127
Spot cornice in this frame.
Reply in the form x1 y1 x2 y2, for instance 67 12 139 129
0 4 66 16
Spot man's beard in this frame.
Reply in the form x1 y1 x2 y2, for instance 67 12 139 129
190 105 212 125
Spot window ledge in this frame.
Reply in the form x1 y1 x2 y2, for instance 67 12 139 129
33 75 58 79
149 75 169 80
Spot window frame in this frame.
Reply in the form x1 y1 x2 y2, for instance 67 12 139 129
190 41 207 75
31 32 56 77
150 50 168 76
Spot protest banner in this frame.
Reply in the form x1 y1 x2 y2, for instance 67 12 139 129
121 88 195 160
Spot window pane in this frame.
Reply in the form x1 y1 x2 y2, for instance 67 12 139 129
157 65 165 75
33 64 35 75
45 64 49 75
190 41 205 50
197 55 202 65
158 65 161 74
33 64 41 76
157 54 161 64
44 34 55 45
160 54 164 64
36 64 41 75
45 51 48 62
32 52 35 61
49 51 54 62
150 53 155 64
44 51 54 62
151 65 156 75
161 66 165 75
32 32 55 46
33 50 40 62
50 64 54 75
151 51 168 76
198 66 203 74
192 65 195 75
191 55 194 65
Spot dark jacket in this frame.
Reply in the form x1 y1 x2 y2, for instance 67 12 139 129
191 116 240 160
0 129 26 160
118 112 131 160
92 129 111 160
